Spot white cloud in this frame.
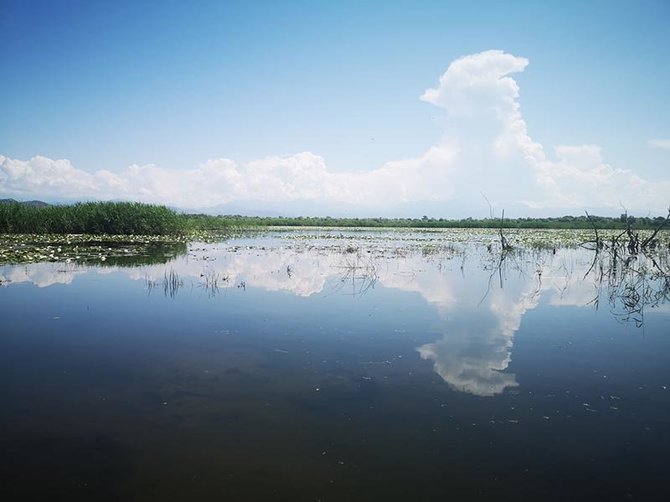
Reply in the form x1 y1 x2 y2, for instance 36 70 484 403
420 49 529 120
2 50 668 214
648 138 670 150
0 148 460 210
532 145 670 210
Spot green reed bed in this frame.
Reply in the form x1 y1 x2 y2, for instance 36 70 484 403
0 201 183 235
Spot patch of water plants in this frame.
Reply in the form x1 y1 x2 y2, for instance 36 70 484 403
0 234 189 265
2 199 669 266
279 227 670 252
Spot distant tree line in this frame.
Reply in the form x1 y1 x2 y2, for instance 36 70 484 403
0 199 668 235
183 213 669 231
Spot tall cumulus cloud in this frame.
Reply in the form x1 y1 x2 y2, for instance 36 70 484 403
2 50 668 213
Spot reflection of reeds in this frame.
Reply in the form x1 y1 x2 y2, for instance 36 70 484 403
333 249 379 297
163 269 183 298
199 269 228 297
586 248 670 327
489 238 670 327
144 273 159 295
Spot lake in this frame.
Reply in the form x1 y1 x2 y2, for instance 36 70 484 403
1 228 669 501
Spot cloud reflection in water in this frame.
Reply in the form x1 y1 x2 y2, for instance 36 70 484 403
2 232 663 397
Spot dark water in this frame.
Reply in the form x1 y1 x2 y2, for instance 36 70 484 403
1 229 669 501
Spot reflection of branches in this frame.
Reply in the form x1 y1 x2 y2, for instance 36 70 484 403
578 209 670 325
556 261 573 300
332 250 379 297
478 245 525 306
584 247 670 327
479 239 669 328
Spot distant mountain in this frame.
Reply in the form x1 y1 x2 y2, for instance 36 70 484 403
0 198 51 208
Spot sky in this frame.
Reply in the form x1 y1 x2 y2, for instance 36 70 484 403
1 0 669 217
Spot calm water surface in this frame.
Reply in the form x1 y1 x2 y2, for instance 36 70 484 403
1 229 669 501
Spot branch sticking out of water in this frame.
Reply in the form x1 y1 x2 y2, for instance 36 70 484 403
641 207 670 250
499 209 513 252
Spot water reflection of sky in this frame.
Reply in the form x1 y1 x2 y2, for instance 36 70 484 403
3 231 666 398
3 231 670 500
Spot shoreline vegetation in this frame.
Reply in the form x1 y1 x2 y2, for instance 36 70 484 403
1 200 669 235
1 201 668 267
0 201 181 235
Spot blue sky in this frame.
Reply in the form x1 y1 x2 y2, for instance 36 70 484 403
1 0 669 217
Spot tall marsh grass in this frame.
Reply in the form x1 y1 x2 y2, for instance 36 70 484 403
0 201 183 235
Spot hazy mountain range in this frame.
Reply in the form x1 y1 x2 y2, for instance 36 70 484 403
0 198 51 208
